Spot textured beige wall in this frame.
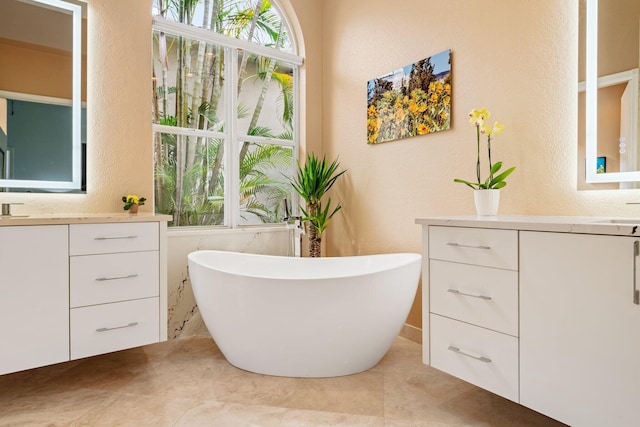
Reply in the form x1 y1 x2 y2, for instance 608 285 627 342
85 0 153 212
321 0 640 328
288 0 323 157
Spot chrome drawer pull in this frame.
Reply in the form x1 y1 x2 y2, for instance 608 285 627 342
94 235 138 240
446 242 491 250
448 345 492 363
96 322 139 332
95 274 139 282
447 288 492 300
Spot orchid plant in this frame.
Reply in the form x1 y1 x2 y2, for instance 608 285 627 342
454 108 515 190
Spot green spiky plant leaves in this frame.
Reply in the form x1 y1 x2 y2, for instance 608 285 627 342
290 153 346 257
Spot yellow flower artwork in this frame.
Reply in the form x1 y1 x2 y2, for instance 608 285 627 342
367 49 451 144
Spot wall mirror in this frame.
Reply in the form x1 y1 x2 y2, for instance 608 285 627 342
579 0 640 189
0 0 86 193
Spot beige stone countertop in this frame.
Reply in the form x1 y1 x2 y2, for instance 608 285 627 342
0 212 172 226
415 215 640 236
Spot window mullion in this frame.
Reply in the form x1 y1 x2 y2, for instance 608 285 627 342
227 48 239 228
152 17 303 66
152 124 225 139
292 64 301 217
235 134 297 148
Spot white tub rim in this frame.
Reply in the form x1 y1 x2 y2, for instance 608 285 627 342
188 250 421 280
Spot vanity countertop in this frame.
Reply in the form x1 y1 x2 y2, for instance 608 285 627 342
0 213 172 227
415 215 640 237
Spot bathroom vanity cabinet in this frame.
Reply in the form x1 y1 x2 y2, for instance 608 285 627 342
0 214 170 376
416 216 640 427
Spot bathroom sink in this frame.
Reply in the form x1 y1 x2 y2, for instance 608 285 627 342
590 218 640 225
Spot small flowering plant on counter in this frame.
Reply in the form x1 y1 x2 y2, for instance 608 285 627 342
122 194 147 211
454 108 515 189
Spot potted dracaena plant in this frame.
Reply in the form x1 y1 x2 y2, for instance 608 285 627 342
454 108 515 215
290 153 346 257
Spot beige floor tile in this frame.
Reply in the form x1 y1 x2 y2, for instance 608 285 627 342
384 368 565 427
280 408 385 426
0 335 568 426
138 334 222 364
287 370 385 417
41 351 150 394
173 401 286 427
203 363 299 407
436 387 565 427
380 337 425 374
384 420 468 427
384 369 476 425
0 387 115 426
69 393 201 427
108 359 222 402
0 360 83 402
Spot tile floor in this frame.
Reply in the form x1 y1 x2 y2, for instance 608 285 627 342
0 335 565 426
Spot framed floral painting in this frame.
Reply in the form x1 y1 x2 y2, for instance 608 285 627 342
367 49 451 144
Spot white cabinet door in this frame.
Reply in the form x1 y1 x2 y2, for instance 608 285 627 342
520 231 640 427
0 225 69 375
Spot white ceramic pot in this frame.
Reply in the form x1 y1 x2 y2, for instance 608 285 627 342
474 189 500 216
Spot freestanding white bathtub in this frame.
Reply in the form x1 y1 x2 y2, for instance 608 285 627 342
187 250 421 378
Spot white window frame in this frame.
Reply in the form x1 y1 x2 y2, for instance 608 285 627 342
152 14 302 228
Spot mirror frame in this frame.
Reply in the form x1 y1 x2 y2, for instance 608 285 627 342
0 0 83 191
584 0 640 183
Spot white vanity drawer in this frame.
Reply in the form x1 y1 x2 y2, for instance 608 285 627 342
70 297 159 360
70 222 159 255
430 260 518 336
429 226 518 270
430 314 519 403
70 251 159 308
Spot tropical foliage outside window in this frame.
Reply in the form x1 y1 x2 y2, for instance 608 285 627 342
152 0 300 227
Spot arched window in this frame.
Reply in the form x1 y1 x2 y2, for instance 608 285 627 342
152 0 302 227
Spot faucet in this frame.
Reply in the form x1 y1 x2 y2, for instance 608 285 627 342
280 198 302 224
280 198 303 256
1 203 24 216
